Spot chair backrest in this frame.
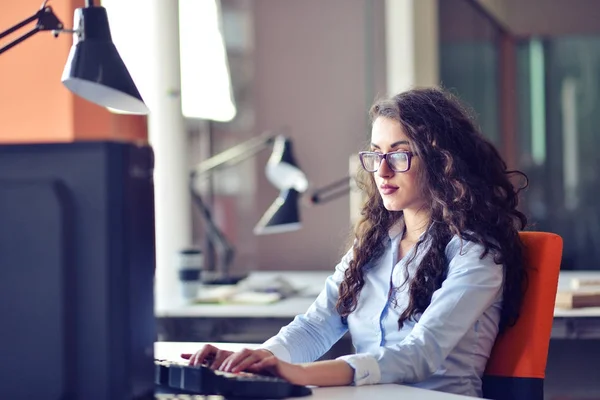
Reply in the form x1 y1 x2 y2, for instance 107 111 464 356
482 231 563 400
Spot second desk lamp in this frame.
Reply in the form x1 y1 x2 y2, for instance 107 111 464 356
253 171 358 235
190 132 308 284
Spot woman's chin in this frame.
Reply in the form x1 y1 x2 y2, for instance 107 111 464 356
383 199 404 212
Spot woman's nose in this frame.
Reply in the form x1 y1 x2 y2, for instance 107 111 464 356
377 157 393 178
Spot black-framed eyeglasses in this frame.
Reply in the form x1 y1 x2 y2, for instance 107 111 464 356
358 150 414 173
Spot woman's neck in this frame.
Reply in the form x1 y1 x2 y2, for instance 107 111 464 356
402 209 430 242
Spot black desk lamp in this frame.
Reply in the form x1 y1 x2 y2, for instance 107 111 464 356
254 175 355 235
252 133 310 235
190 132 308 284
0 0 148 114
253 188 303 235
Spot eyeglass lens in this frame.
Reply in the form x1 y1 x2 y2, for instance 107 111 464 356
361 152 409 172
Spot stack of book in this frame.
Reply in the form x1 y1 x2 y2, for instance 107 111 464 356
555 278 600 309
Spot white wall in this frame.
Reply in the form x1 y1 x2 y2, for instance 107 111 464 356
251 0 386 271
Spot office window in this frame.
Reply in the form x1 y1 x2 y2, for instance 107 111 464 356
439 0 501 145
517 36 600 270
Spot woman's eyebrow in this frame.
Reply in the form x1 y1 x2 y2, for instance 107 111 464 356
391 140 410 148
370 140 410 149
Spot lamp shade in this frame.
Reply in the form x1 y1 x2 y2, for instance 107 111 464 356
254 189 302 235
265 136 308 192
61 6 149 114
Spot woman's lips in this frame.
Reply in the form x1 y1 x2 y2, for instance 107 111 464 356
380 185 398 195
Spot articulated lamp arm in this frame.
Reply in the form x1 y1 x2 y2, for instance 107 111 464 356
189 177 235 281
190 131 277 177
0 1 64 55
309 176 352 204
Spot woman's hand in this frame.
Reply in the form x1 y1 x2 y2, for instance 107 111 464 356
183 346 352 387
245 356 309 386
219 348 276 373
218 348 308 386
180 344 233 369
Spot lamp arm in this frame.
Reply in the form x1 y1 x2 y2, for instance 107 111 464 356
0 27 41 55
191 131 277 178
0 13 39 41
0 5 64 55
309 176 352 204
190 182 235 278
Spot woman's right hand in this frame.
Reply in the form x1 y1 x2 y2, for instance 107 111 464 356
181 344 233 369
219 348 275 374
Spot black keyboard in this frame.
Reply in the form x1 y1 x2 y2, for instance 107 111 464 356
155 360 312 399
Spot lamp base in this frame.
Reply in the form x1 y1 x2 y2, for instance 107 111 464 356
201 272 248 286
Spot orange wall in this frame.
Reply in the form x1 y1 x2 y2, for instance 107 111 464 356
0 0 147 143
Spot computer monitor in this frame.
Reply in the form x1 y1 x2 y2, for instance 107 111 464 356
0 141 156 400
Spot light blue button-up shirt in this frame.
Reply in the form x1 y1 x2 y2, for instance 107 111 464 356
261 223 503 398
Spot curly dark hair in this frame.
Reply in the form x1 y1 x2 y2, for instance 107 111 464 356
335 87 528 333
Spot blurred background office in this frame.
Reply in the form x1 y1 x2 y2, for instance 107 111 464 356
2 0 600 398
5 0 600 297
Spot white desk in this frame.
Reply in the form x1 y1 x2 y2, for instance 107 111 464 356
155 272 600 398
155 271 329 319
551 271 600 340
154 341 477 400
157 270 600 341
554 271 600 317
155 271 330 344
157 270 600 318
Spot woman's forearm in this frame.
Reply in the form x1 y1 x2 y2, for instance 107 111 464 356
300 359 354 387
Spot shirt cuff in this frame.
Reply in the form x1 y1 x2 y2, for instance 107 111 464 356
336 353 381 386
259 339 292 363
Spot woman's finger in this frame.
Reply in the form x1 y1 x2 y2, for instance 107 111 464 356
188 344 217 366
230 352 264 373
225 349 274 373
209 349 233 370
219 348 253 372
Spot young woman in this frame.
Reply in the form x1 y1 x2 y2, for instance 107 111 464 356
182 87 528 398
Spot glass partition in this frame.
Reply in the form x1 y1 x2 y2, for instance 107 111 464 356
517 36 600 270
439 0 501 145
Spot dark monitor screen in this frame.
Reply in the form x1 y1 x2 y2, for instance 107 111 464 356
0 141 156 400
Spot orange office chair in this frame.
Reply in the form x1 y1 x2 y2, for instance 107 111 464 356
482 231 563 400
